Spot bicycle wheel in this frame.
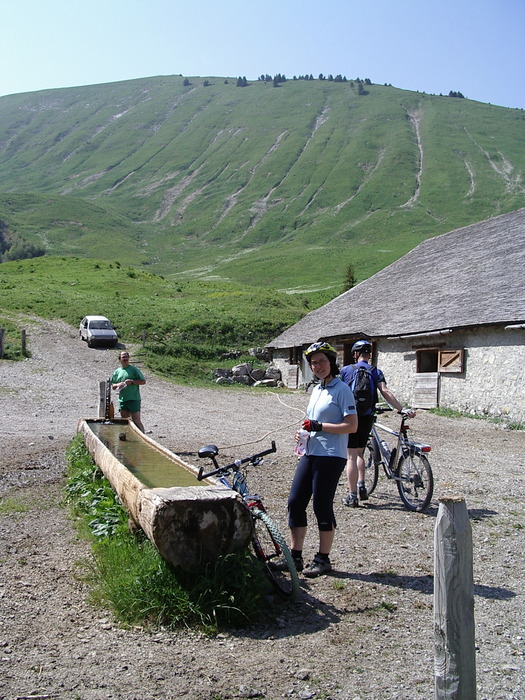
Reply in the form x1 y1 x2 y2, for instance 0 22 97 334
250 507 300 600
395 451 434 512
363 440 379 496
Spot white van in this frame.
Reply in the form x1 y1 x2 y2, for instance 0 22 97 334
79 316 118 348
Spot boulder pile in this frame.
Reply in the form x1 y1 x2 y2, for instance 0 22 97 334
213 348 283 387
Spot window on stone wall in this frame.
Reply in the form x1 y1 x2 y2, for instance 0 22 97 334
416 348 464 373
289 346 301 364
417 349 438 372
438 349 464 373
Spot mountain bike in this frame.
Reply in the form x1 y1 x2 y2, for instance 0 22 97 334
363 407 434 512
197 441 300 600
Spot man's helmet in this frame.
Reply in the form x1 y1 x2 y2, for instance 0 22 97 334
351 339 372 355
304 341 337 363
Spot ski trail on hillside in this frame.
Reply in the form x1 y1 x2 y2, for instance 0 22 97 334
214 132 288 228
464 159 475 198
246 105 330 233
152 127 246 222
464 128 524 193
332 148 386 214
400 106 423 208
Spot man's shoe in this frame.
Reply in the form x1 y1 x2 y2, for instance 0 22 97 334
358 485 369 501
268 554 304 572
342 493 359 508
303 555 332 578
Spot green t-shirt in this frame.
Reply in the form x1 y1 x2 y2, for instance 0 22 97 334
111 365 145 405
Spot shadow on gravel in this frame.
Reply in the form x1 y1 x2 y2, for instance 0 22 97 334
327 570 515 601
237 592 344 640
332 570 434 593
472 583 516 600
362 500 500 521
467 507 499 520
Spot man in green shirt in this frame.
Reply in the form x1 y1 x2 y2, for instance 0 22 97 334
111 351 146 432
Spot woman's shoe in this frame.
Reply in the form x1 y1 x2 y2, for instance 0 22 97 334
303 555 332 578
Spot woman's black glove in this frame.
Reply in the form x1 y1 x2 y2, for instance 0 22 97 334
302 419 322 432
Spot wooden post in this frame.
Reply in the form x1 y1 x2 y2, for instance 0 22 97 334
21 329 27 355
99 381 107 418
0 328 4 358
434 497 476 699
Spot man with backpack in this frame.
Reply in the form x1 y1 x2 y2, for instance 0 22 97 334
340 339 414 507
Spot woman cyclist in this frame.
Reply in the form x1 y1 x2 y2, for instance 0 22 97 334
274 341 357 578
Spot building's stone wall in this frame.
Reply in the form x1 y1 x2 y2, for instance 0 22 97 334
376 326 525 423
270 325 525 423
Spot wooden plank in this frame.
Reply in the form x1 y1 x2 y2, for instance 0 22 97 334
414 372 439 408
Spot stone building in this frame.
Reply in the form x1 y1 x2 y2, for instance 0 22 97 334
267 208 525 424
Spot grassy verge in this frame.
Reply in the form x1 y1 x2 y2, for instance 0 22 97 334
65 435 272 632
429 407 524 431
0 256 311 378
0 315 30 360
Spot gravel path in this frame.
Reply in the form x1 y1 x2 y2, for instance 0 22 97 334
0 317 524 699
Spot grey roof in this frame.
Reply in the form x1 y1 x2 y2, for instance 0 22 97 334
269 208 525 348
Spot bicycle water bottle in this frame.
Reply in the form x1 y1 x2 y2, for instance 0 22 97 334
388 447 397 470
380 439 390 461
294 429 310 456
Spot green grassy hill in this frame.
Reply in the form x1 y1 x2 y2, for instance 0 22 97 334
0 256 311 382
1 75 524 292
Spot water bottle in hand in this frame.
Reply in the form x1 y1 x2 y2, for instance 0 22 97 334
294 429 310 456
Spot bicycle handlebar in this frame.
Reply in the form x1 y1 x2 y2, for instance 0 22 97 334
196 441 277 481
375 406 414 417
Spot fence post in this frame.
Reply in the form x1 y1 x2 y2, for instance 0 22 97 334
434 497 476 699
21 329 27 355
0 328 4 358
99 381 107 418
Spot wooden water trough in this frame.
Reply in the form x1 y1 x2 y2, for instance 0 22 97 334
77 418 252 573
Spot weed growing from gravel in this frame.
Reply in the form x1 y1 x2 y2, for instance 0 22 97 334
65 435 270 631
0 497 29 515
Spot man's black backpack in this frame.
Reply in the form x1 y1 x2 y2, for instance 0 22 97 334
348 364 377 416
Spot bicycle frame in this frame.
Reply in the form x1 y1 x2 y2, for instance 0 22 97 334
196 441 300 599
372 410 431 473
196 441 276 508
364 408 434 512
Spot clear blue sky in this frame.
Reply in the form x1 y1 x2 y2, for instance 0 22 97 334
2 0 524 109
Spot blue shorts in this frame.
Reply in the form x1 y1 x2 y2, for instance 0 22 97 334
288 454 346 531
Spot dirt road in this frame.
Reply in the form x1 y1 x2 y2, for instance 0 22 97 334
0 317 523 699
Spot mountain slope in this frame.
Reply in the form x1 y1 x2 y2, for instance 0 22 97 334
1 75 524 290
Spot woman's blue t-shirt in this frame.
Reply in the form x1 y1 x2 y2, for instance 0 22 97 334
306 377 356 459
